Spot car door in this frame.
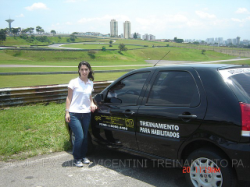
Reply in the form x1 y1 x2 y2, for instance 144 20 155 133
92 71 152 150
136 68 207 159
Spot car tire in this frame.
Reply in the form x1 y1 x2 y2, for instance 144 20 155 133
185 147 237 187
69 130 95 155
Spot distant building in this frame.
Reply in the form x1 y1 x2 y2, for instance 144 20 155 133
143 33 155 40
150 34 155 40
124 21 131 39
218 37 223 46
227 39 232 45
110 19 118 37
236 36 240 45
206 38 215 44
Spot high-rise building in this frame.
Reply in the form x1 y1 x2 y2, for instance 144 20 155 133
236 36 240 45
124 21 131 39
110 19 118 37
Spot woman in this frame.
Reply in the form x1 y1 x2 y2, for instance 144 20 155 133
65 61 97 167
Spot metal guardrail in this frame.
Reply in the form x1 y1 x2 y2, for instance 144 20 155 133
0 81 113 108
0 69 135 76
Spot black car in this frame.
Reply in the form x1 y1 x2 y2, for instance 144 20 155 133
68 64 250 187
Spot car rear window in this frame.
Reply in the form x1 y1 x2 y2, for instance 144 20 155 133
147 71 200 107
219 68 250 103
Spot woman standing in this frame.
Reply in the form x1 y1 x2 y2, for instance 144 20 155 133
65 61 97 167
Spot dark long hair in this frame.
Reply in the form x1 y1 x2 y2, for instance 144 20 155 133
78 61 94 81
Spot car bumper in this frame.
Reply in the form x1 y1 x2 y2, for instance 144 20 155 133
222 142 250 181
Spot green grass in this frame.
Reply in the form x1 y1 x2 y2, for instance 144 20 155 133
61 43 147 49
0 47 238 65
0 102 70 161
0 72 127 88
1 36 109 46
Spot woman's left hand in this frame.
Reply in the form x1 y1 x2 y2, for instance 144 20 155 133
90 104 97 112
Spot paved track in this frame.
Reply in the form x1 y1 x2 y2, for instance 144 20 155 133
0 148 187 187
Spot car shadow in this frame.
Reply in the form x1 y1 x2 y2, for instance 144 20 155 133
62 147 186 187
62 146 250 187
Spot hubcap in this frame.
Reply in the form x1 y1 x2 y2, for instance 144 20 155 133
189 157 223 187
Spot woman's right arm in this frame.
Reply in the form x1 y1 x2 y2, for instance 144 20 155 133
65 88 73 123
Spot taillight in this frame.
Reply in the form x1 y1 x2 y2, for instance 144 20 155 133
240 102 250 137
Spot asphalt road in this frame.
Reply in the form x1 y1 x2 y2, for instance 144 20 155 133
1 147 250 187
0 147 187 187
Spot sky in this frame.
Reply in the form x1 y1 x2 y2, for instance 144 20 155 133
0 0 250 40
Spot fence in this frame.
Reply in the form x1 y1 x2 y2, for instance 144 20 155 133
0 81 113 108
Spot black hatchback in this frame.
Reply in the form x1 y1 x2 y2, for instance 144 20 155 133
69 64 250 187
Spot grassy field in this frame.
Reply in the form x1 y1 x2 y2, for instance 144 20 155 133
61 43 148 49
1 43 249 88
0 102 70 161
1 36 109 46
0 72 127 88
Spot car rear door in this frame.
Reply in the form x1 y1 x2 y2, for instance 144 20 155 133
136 67 207 159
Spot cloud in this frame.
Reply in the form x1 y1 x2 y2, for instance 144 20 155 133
78 15 129 23
64 0 87 3
66 22 73 25
25 3 49 11
16 14 25 17
235 8 250 14
231 18 243 23
195 11 216 19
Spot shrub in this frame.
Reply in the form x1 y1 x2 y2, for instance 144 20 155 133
102 46 106 51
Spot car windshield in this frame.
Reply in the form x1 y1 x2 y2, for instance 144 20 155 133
219 68 250 103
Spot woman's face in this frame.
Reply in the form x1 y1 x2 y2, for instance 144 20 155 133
79 65 90 78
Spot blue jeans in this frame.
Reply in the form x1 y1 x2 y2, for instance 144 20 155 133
69 112 91 160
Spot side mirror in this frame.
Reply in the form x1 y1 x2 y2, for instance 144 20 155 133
94 93 104 103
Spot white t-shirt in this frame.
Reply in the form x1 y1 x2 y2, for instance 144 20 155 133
68 77 94 113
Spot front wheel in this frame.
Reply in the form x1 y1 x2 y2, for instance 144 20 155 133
185 148 237 187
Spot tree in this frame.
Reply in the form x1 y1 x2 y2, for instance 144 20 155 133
21 28 29 34
70 34 76 42
36 26 43 34
40 29 45 34
0 29 7 44
109 40 113 47
28 27 34 35
174 37 184 43
102 46 106 51
11 28 20 38
118 43 127 52
202 50 206 55
133 32 138 39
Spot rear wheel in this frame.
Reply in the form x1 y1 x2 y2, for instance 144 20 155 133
185 148 237 187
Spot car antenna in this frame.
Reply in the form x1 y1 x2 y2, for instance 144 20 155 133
154 51 170 67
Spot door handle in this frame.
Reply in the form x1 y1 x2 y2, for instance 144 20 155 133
178 114 197 122
178 114 197 119
122 110 135 116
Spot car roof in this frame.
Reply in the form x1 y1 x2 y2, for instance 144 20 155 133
134 64 249 72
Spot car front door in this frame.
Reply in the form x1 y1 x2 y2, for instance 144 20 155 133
93 71 151 150
136 68 207 159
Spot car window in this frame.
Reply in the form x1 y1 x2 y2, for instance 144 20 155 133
105 72 150 105
220 68 250 103
147 71 200 107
